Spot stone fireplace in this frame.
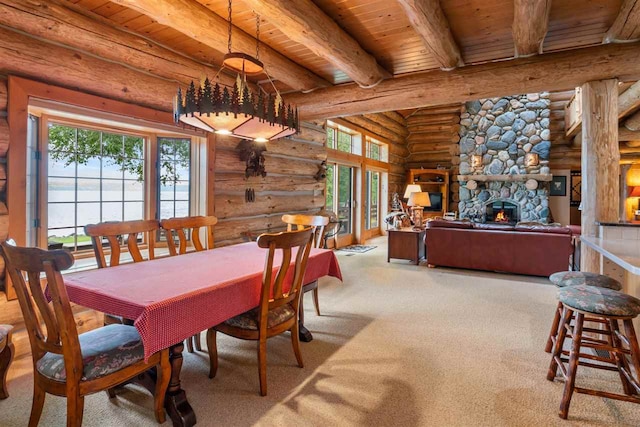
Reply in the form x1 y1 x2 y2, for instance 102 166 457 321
458 93 551 224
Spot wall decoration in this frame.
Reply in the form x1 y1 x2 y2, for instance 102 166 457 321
550 175 567 196
315 160 327 181
570 170 581 207
237 140 267 178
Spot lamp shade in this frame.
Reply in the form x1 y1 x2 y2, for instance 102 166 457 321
629 186 640 197
403 184 422 199
407 192 432 207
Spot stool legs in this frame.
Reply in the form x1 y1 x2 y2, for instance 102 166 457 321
559 312 584 419
545 301 563 353
547 307 572 381
609 319 635 396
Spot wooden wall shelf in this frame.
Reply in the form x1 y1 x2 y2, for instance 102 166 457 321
407 169 449 219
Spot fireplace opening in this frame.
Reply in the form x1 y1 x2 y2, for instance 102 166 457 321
485 201 518 224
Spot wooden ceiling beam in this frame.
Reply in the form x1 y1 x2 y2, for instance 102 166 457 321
604 0 640 43
242 0 389 88
110 0 330 92
396 0 463 70
288 41 640 120
625 110 640 131
619 81 640 118
0 0 237 88
512 0 552 57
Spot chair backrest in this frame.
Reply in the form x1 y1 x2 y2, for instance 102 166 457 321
159 215 218 256
281 214 330 249
256 228 313 325
85 219 159 268
0 243 82 380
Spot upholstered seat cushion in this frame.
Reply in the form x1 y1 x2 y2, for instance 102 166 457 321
36 324 144 382
0 325 13 342
549 271 622 290
221 305 296 331
558 285 640 317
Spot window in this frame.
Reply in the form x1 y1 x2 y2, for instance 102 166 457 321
366 137 388 162
326 121 362 155
37 118 196 254
46 124 145 251
365 171 380 229
158 137 191 220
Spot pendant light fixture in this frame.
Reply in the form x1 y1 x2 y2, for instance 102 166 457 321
173 0 299 142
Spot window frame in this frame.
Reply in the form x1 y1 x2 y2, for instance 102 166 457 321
35 114 197 258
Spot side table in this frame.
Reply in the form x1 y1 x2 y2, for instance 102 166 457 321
387 228 426 265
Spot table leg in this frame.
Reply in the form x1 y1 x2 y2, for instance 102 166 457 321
298 292 314 342
165 343 196 427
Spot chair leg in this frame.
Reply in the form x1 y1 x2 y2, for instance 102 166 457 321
547 307 572 381
0 339 14 399
206 329 218 379
258 337 267 396
106 388 117 399
185 336 194 353
559 312 584 420
545 301 563 353
28 381 46 427
194 333 202 352
66 394 85 427
291 321 304 368
312 288 321 317
154 349 171 424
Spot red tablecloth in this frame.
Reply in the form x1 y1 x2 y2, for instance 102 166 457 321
64 242 342 360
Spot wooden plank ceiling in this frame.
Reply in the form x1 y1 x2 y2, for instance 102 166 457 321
64 0 623 93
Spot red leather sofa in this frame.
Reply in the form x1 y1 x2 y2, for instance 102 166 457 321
424 220 575 277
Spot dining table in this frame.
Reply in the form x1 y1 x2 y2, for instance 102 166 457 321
63 241 342 427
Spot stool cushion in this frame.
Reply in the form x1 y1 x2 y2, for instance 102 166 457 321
36 324 144 382
549 271 622 290
558 285 640 317
0 325 13 343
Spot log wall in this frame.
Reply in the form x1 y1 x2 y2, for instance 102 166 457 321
213 122 328 247
404 104 462 211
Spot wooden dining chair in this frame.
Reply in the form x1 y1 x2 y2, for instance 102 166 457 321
281 214 330 317
85 219 159 325
160 215 218 352
207 228 314 396
0 242 171 427
85 219 159 268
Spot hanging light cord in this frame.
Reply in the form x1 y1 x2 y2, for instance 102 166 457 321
256 14 260 60
227 0 232 54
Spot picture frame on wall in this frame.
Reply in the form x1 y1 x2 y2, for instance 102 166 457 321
550 175 567 197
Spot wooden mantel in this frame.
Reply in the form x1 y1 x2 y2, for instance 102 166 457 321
457 174 553 182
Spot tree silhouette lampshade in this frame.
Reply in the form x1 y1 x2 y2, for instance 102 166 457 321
403 184 422 199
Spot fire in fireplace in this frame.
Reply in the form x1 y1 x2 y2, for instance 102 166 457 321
485 201 518 224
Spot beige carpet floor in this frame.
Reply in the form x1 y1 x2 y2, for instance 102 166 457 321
1 235 640 426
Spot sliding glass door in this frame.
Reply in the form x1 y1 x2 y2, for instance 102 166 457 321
326 163 356 246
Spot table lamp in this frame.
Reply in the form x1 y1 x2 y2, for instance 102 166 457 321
403 184 422 199
407 192 431 229
629 186 640 218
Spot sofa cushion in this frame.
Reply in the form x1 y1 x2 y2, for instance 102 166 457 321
426 219 473 229
36 324 144 382
472 223 515 231
515 222 572 235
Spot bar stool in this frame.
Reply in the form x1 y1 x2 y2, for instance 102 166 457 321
547 285 640 419
545 271 622 353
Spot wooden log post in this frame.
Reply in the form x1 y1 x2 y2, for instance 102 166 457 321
580 79 620 273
